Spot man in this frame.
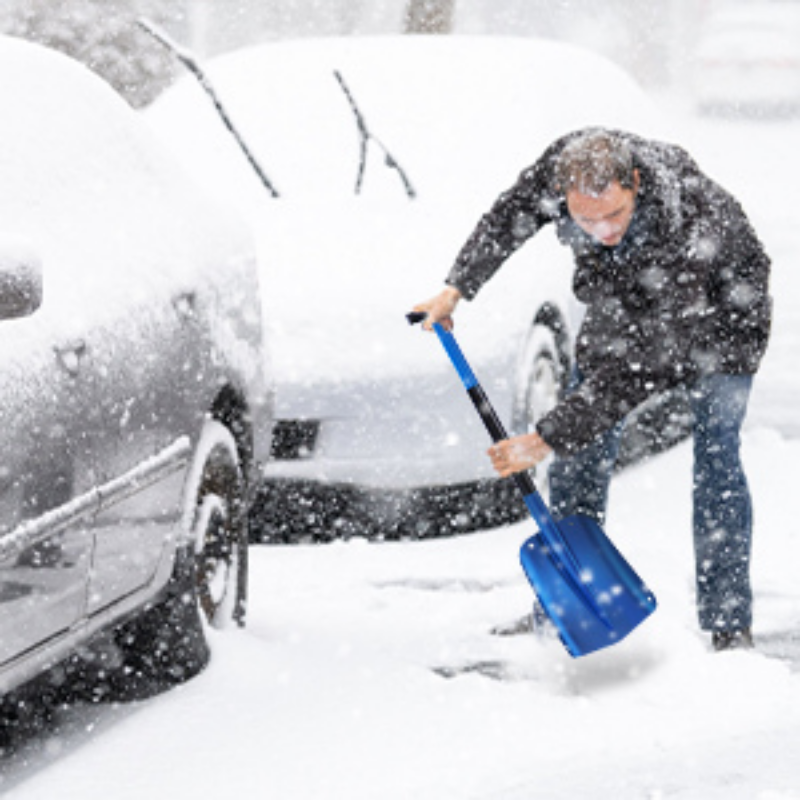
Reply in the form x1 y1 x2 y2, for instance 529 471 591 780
413 128 771 651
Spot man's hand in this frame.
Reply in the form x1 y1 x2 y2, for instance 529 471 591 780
411 286 462 331
488 433 552 478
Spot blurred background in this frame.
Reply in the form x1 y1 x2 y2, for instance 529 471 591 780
3 0 792 112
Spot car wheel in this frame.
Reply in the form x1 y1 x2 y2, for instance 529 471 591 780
513 323 568 495
190 418 248 630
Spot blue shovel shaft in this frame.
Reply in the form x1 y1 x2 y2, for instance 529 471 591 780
431 323 601 599
433 323 550 520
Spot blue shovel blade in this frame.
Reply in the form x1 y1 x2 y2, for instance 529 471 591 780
519 514 657 658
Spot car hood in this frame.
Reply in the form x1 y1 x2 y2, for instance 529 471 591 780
253 198 556 418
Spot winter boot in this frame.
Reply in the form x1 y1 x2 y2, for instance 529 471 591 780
712 628 754 652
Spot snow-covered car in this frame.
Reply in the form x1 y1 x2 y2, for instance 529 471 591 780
692 3 800 117
0 36 272 716
147 36 684 542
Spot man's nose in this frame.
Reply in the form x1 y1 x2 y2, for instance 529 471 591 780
590 220 617 240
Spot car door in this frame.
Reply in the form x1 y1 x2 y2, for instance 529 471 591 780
0 313 97 666
80 289 203 615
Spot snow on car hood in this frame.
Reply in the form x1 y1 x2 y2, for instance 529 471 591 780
254 198 473 384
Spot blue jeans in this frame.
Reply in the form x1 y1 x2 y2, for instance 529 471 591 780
548 373 754 632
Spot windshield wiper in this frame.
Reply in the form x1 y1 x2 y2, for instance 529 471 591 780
333 69 416 199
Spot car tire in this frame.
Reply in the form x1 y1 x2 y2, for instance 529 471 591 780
82 418 249 702
189 418 249 631
512 323 568 495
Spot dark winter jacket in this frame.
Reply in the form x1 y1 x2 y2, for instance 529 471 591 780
445 128 772 455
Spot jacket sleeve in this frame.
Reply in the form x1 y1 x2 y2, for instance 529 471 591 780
445 140 565 300
535 253 711 456
535 361 659 455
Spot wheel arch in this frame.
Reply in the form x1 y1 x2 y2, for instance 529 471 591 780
530 301 572 376
510 302 573 436
209 383 254 484
175 382 255 553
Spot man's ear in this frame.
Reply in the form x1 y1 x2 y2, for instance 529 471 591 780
632 168 641 195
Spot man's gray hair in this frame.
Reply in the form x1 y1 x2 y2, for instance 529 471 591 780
555 130 636 196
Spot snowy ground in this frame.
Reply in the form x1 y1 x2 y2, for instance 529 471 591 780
2 102 800 799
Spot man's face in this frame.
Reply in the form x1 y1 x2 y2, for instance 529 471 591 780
566 171 639 247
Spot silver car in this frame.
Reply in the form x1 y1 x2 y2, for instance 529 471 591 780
0 35 272 717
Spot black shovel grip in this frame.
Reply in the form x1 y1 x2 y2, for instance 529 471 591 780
465 383 538 498
407 311 540 499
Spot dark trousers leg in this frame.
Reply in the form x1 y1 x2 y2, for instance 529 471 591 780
548 424 622 525
690 374 754 632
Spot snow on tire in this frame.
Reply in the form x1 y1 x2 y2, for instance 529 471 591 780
185 417 248 630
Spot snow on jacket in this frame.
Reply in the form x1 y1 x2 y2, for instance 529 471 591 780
445 128 772 456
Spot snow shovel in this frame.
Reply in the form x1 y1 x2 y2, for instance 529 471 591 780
407 314 656 657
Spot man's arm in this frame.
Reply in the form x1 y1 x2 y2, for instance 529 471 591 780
412 133 573 331
410 167 553 331
446 153 562 301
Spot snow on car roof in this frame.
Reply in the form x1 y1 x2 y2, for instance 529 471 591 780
148 35 667 209
0 35 253 350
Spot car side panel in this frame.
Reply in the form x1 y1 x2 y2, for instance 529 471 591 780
0 349 97 665
81 295 205 614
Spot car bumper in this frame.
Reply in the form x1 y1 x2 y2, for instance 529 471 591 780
249 474 528 542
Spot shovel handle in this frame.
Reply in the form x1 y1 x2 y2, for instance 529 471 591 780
406 312 543 501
